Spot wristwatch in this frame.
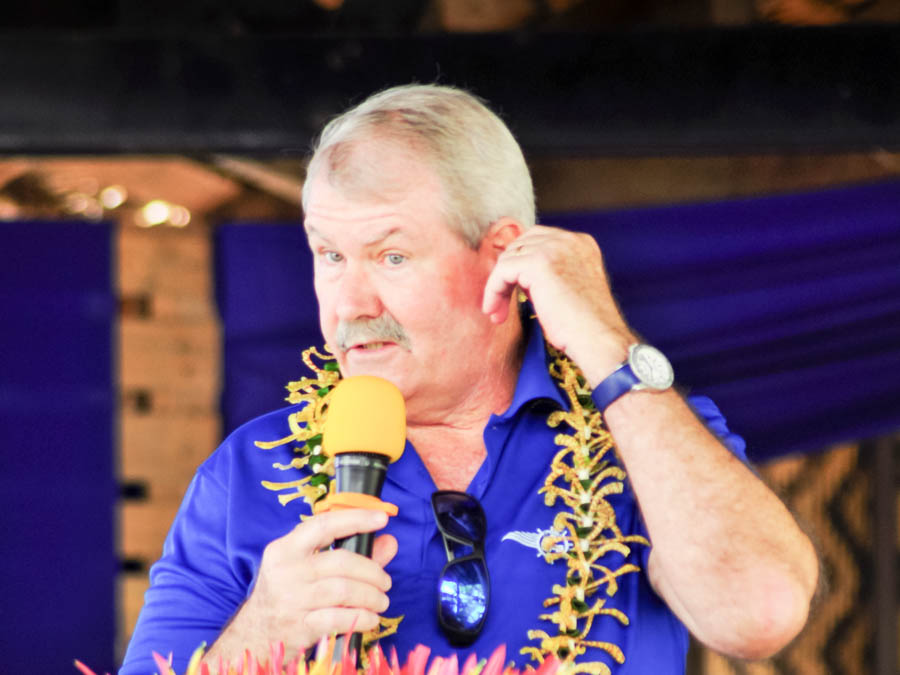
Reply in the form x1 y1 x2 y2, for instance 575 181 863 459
592 343 674 411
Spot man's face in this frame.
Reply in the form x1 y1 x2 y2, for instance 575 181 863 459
304 150 506 420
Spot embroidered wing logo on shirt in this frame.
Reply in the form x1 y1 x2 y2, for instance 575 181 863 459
501 527 573 561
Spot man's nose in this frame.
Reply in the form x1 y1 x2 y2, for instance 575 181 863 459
334 261 383 320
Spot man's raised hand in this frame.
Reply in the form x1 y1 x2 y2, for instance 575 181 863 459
482 225 635 387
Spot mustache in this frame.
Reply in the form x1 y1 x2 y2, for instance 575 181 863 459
335 314 411 351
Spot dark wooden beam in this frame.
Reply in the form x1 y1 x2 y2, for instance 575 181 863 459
1 26 898 155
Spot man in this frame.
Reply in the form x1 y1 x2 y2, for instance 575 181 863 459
121 84 817 674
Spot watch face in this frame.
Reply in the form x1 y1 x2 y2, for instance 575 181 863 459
629 344 674 390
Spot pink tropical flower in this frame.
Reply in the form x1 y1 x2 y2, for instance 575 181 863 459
75 637 562 675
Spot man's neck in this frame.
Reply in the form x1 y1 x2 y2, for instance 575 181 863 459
406 314 526 491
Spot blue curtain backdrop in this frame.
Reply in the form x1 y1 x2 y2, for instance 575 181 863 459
216 179 900 462
0 221 116 674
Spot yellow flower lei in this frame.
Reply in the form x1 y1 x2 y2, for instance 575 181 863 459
256 346 648 675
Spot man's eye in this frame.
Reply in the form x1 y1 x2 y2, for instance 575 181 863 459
385 253 406 266
324 251 343 263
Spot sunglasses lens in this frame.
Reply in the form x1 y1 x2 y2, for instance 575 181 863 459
439 557 489 636
433 492 486 543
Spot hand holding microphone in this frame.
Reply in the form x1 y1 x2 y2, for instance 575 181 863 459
205 376 405 666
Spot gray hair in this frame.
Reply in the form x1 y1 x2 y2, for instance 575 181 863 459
302 83 535 247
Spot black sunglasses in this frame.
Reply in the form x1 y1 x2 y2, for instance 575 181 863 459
430 490 491 646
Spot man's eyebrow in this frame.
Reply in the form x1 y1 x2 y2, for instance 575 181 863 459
363 226 403 246
304 224 328 242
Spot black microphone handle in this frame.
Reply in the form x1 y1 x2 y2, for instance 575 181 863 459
330 452 391 663
332 452 390 555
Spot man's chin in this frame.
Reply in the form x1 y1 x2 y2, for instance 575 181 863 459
339 346 410 389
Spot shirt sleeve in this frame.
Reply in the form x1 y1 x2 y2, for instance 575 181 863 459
118 465 247 675
686 394 748 463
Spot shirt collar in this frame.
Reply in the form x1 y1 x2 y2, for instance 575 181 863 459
498 307 568 420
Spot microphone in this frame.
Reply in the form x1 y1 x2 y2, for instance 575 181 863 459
322 374 406 555
320 375 406 660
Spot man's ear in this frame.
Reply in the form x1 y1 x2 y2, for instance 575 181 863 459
480 218 524 260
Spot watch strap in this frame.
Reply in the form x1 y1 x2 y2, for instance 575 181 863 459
591 362 640 411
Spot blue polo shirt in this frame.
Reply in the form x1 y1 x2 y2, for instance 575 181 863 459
121 320 745 674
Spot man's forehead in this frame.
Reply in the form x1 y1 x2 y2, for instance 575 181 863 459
303 152 446 240
302 176 417 237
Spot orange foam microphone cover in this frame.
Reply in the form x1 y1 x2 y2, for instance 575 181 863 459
322 375 406 462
